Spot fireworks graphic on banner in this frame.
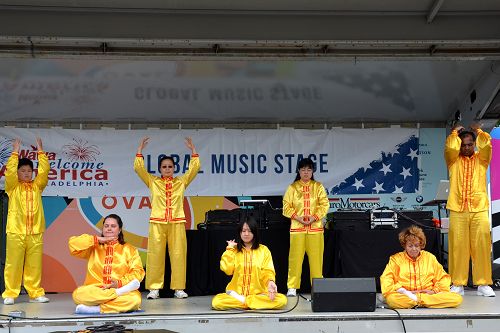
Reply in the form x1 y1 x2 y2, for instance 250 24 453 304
331 135 419 194
0 139 13 166
62 138 100 162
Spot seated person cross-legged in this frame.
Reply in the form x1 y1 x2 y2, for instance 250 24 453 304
69 214 145 314
212 218 287 310
380 225 462 309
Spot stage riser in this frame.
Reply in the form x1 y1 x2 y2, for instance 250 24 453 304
5 316 500 333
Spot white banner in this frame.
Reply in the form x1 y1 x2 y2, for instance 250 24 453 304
0 128 419 197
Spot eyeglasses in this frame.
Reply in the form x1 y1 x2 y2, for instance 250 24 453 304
161 165 174 169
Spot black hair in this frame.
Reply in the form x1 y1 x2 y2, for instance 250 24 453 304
18 158 34 170
159 156 175 165
294 157 316 182
236 217 260 251
458 130 476 142
102 213 125 244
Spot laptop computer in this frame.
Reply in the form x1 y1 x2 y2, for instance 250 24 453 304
434 180 450 201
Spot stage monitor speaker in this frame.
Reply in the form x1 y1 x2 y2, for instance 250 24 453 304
311 277 376 312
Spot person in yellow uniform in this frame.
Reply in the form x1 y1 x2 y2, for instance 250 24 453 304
445 123 495 297
134 136 200 299
212 218 287 310
282 158 329 297
2 138 50 305
69 214 145 314
380 225 462 309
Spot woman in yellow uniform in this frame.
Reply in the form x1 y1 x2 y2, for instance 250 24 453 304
212 218 287 310
380 225 462 309
69 214 145 314
134 137 200 299
282 158 329 297
2 138 50 305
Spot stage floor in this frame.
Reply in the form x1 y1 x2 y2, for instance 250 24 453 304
1 290 500 333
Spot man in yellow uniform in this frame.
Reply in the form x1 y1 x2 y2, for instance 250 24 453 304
134 137 200 299
282 158 330 297
2 138 50 305
445 124 495 297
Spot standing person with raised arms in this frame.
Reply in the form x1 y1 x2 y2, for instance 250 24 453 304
2 137 50 305
134 136 200 299
445 123 495 297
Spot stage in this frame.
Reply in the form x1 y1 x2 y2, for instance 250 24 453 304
1 291 500 333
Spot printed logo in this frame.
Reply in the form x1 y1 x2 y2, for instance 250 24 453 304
47 138 109 188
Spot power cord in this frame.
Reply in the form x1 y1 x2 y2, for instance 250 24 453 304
298 293 311 302
85 324 132 332
0 295 301 320
389 308 407 333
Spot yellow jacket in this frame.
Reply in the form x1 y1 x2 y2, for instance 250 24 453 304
220 244 276 296
5 151 49 235
283 180 329 233
69 234 145 287
134 154 200 223
380 250 451 297
444 129 491 212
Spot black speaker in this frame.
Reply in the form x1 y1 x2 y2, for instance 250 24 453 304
327 211 371 231
311 277 376 312
397 210 435 229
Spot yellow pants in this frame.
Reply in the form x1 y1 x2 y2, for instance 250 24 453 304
146 222 187 290
449 210 492 286
73 285 142 313
212 293 287 310
287 232 324 289
2 233 45 299
385 292 462 309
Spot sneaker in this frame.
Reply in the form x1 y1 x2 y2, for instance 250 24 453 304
147 289 160 299
174 290 188 299
287 288 297 297
477 285 496 297
29 296 49 303
450 285 464 296
3 297 14 305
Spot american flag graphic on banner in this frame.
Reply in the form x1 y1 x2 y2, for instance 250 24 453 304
331 135 419 194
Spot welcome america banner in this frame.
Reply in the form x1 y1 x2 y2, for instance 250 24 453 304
0 128 419 197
